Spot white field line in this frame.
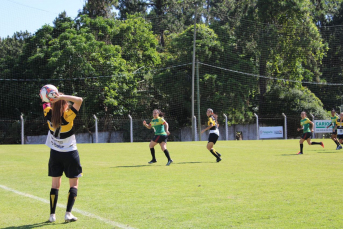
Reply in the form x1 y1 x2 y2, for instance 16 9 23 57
0 184 136 229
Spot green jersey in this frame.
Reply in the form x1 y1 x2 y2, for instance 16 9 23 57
150 117 167 135
300 118 311 133
331 115 339 129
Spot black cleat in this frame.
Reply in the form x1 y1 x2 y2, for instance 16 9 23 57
148 160 157 164
216 157 222 162
166 160 173 166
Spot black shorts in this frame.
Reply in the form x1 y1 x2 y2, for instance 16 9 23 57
332 130 337 135
48 149 82 178
152 135 168 143
208 133 219 144
337 135 343 140
301 132 312 140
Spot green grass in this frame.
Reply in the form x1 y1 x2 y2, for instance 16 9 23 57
1 139 343 228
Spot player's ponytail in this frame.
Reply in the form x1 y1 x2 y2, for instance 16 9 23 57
212 113 218 122
51 93 68 129
154 109 165 117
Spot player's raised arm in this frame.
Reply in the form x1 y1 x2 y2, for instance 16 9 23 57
50 94 83 111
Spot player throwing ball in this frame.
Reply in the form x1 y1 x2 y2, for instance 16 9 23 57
201 108 221 162
42 92 83 223
143 109 173 166
297 111 324 154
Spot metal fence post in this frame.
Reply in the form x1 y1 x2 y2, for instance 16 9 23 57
93 114 98 143
128 115 133 143
310 113 315 139
254 113 259 140
20 114 24 145
193 116 198 141
282 113 287 140
223 114 228 140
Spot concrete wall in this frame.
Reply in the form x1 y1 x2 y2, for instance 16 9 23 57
181 124 257 141
26 131 124 144
25 124 257 144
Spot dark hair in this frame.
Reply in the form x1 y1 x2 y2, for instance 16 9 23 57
51 93 68 129
153 109 165 117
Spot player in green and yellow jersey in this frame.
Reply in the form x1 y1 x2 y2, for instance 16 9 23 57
297 111 324 154
201 108 221 162
326 109 342 150
143 109 173 166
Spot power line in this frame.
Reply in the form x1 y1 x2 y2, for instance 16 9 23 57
6 0 60 14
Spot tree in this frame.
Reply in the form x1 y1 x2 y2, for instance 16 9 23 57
80 0 118 18
238 0 327 115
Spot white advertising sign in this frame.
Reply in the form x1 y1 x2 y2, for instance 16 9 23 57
314 120 332 133
259 126 283 139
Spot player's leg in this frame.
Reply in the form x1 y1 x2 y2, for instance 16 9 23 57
63 150 82 223
207 141 221 162
148 140 158 163
332 133 341 149
309 136 324 147
207 134 221 161
49 177 61 222
48 149 63 222
160 140 173 165
65 178 79 222
298 138 305 154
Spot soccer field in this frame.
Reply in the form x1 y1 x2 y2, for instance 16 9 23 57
0 140 342 228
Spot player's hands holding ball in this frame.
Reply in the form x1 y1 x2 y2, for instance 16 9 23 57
49 93 63 103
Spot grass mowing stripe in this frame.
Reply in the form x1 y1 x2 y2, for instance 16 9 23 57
0 184 136 229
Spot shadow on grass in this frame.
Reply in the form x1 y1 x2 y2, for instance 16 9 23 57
280 154 302 156
3 221 58 228
176 161 215 164
112 161 215 168
112 164 162 168
317 151 339 153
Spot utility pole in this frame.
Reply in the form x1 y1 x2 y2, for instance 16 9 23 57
191 5 197 141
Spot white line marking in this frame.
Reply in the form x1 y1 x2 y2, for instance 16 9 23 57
0 184 136 229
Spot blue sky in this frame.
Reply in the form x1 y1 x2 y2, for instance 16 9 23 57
1 0 85 38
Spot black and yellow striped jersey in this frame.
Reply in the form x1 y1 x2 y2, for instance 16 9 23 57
336 118 343 129
43 103 78 139
208 115 217 130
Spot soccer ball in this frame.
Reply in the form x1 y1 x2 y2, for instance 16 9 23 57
40 84 58 102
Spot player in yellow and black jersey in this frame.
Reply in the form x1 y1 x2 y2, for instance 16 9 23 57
42 92 83 223
201 108 221 162
297 111 324 154
326 109 342 150
334 112 343 146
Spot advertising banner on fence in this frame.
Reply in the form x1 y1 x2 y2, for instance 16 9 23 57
314 120 332 133
259 126 283 139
